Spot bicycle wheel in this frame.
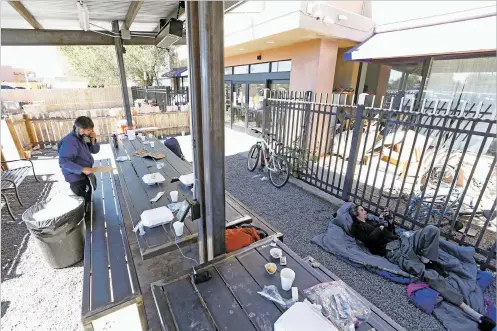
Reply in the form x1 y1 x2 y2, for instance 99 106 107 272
268 155 290 188
247 144 260 171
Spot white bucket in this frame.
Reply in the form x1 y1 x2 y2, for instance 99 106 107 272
170 191 179 202
173 221 184 236
280 268 295 291
127 129 136 140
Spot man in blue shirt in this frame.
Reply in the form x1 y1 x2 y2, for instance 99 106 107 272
58 116 100 202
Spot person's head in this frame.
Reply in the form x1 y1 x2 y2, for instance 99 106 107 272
73 116 94 137
349 204 367 222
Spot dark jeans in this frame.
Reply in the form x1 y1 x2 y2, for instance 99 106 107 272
69 174 96 203
70 178 92 202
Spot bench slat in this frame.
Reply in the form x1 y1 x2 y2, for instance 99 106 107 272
81 212 92 317
101 160 133 302
90 171 112 310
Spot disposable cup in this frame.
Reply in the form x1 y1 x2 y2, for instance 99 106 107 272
150 141 155 148
139 135 146 142
148 133 153 139
170 191 179 202
138 132 143 137
280 268 295 291
173 221 184 236
127 129 136 140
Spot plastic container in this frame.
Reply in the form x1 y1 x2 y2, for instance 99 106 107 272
170 191 179 202
140 207 174 227
142 173 165 185
173 221 184 236
281 268 295 291
22 195 85 269
127 129 136 141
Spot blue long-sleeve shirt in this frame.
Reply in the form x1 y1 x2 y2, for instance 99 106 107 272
57 131 100 182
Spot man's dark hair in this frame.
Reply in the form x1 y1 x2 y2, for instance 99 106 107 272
348 204 359 219
73 116 94 131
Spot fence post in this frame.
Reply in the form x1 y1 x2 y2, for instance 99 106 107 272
342 105 365 201
262 88 269 134
5 119 27 159
23 114 37 148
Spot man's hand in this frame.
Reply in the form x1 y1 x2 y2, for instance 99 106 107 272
82 167 94 175
89 131 97 144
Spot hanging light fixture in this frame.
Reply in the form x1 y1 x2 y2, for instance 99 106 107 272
76 1 90 31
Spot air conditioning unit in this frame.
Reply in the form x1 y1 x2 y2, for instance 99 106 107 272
155 18 183 48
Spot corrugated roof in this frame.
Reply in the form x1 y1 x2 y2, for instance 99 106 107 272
1 0 180 32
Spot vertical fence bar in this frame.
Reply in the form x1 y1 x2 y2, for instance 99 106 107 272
319 94 331 190
342 105 364 201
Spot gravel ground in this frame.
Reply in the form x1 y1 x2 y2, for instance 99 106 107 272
1 174 83 331
225 152 495 331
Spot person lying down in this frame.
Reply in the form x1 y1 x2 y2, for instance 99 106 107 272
349 205 495 331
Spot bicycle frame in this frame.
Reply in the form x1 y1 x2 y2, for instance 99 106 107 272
255 135 280 173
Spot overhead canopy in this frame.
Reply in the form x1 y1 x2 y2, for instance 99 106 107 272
1 0 242 46
162 67 187 78
344 15 496 62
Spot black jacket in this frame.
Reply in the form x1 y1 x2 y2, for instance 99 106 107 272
351 218 398 256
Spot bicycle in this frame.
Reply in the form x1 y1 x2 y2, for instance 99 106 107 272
247 129 290 188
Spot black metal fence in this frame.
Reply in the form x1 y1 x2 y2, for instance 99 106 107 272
265 90 497 270
131 86 189 111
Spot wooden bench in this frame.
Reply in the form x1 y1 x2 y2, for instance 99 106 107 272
151 236 405 331
82 159 147 331
1 159 38 207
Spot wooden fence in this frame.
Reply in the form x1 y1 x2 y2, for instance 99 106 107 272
6 111 190 157
1 87 132 111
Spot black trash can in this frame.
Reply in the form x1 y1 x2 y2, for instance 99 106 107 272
22 195 86 269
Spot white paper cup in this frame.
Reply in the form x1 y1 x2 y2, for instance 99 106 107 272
148 133 153 139
173 221 184 236
150 141 155 148
280 268 295 291
170 191 179 202
138 132 143 137
127 129 136 140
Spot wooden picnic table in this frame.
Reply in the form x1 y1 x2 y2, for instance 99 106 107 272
112 135 280 259
151 236 406 331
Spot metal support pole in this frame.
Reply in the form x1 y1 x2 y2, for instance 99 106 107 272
342 105 365 201
112 20 133 127
198 1 226 259
186 1 207 264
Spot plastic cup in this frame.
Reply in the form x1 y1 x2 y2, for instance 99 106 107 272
139 135 146 142
280 268 295 291
127 129 136 140
150 141 155 148
138 132 143 137
148 133 153 139
170 191 179 202
173 221 184 236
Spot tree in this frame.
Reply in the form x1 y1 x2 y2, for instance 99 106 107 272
59 45 178 86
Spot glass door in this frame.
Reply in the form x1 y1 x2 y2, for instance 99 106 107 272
247 83 266 134
224 82 232 128
232 83 247 132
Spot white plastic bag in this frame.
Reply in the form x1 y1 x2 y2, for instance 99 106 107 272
179 173 195 186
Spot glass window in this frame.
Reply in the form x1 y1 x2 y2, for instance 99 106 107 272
233 65 249 74
271 60 292 72
424 57 496 107
250 63 270 73
224 67 233 75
